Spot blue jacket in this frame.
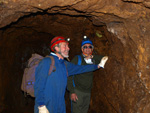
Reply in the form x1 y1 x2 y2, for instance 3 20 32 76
34 53 98 113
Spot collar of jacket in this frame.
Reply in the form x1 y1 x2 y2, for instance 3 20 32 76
50 52 65 63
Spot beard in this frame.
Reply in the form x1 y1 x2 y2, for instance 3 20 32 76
61 50 69 58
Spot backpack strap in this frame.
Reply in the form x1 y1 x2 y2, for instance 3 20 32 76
77 55 82 65
46 56 55 75
72 76 75 87
72 55 82 87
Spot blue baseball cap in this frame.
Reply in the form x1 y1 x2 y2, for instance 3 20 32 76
81 36 93 47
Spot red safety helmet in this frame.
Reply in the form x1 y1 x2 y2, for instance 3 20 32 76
50 36 68 51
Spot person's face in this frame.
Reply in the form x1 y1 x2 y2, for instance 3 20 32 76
81 43 93 56
59 42 70 58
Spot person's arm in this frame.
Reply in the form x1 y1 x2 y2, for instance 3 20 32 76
66 55 108 76
66 61 98 76
34 58 51 106
67 56 78 94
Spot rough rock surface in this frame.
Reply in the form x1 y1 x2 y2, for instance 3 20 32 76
1 0 150 113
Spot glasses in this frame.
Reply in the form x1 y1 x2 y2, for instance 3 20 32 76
83 46 93 49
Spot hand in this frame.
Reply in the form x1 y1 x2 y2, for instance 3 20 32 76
85 55 93 60
38 105 49 113
71 93 78 102
98 56 108 68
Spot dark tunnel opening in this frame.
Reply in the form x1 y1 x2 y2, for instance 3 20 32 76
0 12 124 113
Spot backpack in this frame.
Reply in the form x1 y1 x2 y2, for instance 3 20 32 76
21 53 55 97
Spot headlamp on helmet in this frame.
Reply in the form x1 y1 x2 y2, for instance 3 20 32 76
81 35 93 47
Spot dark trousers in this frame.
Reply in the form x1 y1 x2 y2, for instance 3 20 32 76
72 89 91 113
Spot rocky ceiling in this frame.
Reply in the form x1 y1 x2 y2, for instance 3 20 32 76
1 0 150 113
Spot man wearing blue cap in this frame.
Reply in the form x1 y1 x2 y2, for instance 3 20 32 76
67 36 108 113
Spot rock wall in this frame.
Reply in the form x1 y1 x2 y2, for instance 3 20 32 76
1 0 150 113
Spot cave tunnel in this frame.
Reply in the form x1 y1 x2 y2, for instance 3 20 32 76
1 0 150 113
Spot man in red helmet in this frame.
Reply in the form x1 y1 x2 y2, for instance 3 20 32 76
34 36 108 113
